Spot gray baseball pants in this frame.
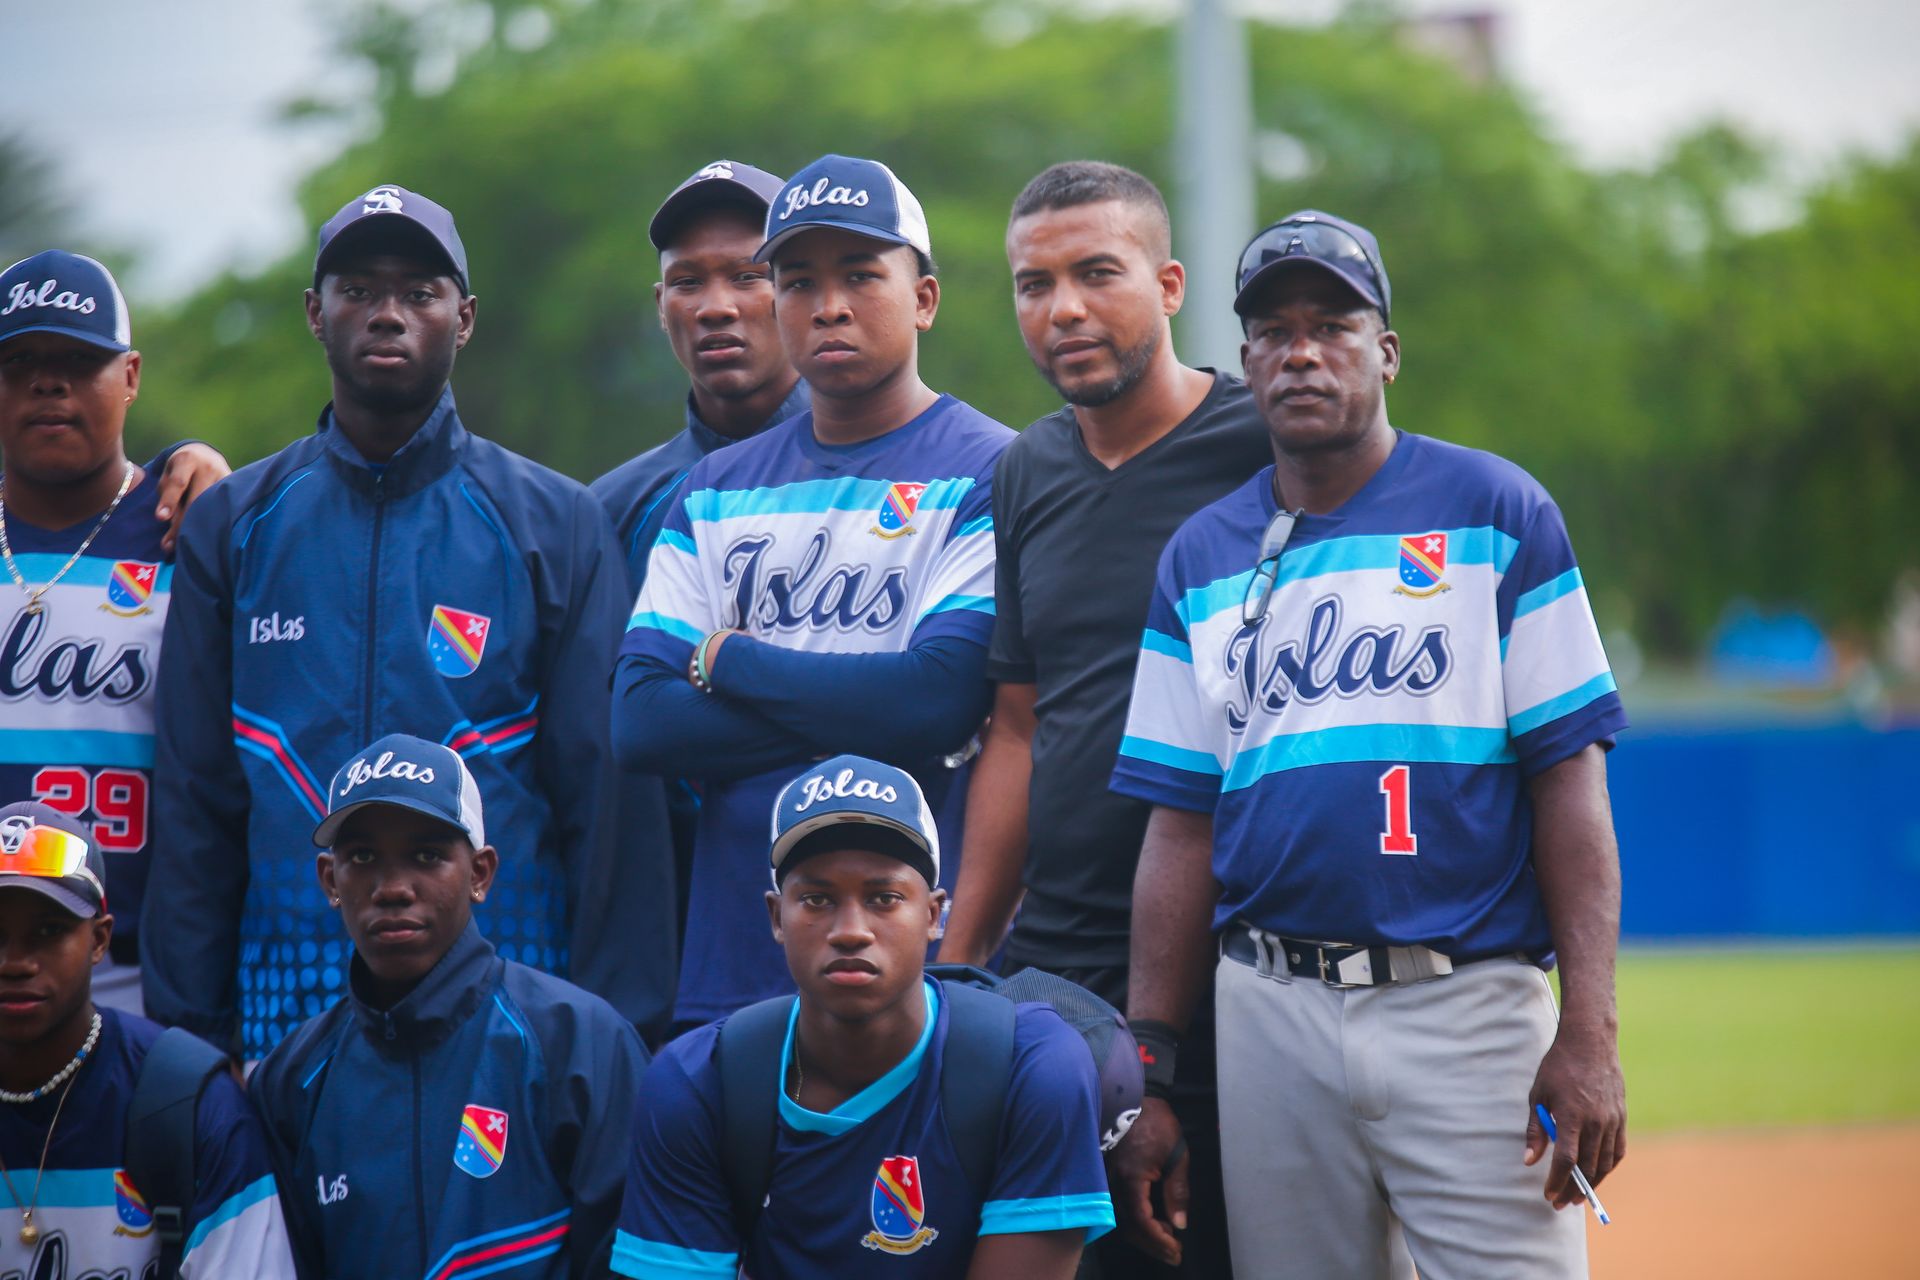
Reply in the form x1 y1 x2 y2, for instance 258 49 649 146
1215 950 1588 1279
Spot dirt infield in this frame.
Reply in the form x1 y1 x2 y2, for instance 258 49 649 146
1583 1122 1917 1277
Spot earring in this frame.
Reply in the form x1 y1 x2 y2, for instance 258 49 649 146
1385 373 1396 385
471 889 483 902
328 897 340 908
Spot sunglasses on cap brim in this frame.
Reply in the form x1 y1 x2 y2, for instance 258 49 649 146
1237 222 1387 322
0 825 103 896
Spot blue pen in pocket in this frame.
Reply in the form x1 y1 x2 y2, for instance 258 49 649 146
1534 1103 1613 1225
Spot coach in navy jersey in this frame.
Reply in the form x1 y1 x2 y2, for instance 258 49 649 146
0 251 232 1017
1113 213 1627 1278
615 156 1008 1028
937 163 1266 1277
145 184 674 1058
615 755 1112 1280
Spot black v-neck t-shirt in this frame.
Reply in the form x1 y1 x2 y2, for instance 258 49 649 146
989 372 1272 967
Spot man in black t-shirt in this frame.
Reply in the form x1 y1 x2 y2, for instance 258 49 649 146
937 163 1269 1277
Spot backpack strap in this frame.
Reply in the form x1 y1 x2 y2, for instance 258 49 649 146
936 981 1018 1201
716 996 797 1241
124 1028 229 1280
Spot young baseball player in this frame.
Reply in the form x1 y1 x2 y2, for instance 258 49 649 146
144 183 675 1057
614 155 1010 1029
614 754 1113 1280
592 159 809 596
0 802 294 1277
0 250 231 1015
936 162 1271 1276
1112 212 1628 1279
592 159 811 957
250 733 649 1279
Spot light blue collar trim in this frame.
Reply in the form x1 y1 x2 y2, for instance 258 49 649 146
779 980 939 1135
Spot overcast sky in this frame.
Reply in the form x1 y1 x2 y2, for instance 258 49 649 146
5 0 1917 299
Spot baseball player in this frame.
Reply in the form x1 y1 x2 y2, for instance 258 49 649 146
0 251 231 1015
936 161 1269 1277
1110 212 1628 1278
0 802 295 1277
592 159 809 949
592 159 808 595
614 155 1009 1029
144 184 673 1058
613 755 1113 1280
252 734 648 1278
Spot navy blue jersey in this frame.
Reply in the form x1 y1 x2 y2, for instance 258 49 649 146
250 922 648 1280
1111 432 1628 957
0 448 178 947
0 1007 294 1277
146 391 673 1055
617 397 1009 1024
591 383 812 596
614 981 1113 1278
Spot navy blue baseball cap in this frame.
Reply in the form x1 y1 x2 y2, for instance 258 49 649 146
0 251 132 353
769 755 939 888
0 803 108 919
314 184 470 295
649 159 787 251
755 155 932 264
313 733 486 849
1234 210 1391 324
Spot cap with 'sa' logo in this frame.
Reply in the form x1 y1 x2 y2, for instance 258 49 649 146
0 251 131 353
769 754 938 888
314 183 471 294
755 155 931 265
313 732 486 849
649 159 787 251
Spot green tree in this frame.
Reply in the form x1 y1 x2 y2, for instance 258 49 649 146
125 0 1920 657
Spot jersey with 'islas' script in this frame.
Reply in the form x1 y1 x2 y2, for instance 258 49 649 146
620 396 1011 1024
0 453 174 945
1111 431 1627 959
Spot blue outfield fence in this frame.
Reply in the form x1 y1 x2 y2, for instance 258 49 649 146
1608 723 1920 939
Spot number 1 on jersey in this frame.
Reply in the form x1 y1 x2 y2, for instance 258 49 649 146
1378 765 1417 856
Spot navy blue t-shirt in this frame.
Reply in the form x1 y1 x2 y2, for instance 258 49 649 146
614 981 1113 1278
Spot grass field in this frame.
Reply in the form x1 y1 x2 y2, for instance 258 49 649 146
1609 945 1920 1133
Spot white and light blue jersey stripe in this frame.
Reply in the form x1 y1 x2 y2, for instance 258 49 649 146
624 396 1008 663
1111 431 1627 958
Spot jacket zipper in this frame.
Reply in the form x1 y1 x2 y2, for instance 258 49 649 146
411 1052 428 1278
362 474 387 743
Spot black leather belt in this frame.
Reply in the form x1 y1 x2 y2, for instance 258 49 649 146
1221 923 1454 987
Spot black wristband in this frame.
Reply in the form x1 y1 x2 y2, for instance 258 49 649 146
1130 1018 1180 1100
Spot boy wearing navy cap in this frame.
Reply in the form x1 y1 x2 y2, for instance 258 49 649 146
0 250 232 1017
145 183 677 1058
615 755 1113 1280
0 801 294 1276
593 158 809 596
592 159 810 962
615 156 1010 1030
251 733 648 1280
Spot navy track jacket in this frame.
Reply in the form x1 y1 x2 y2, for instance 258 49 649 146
144 391 675 1055
251 921 648 1280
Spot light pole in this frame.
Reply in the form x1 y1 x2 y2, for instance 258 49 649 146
1173 0 1257 371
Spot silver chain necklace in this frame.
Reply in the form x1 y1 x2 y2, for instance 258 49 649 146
0 461 136 616
0 1011 101 1105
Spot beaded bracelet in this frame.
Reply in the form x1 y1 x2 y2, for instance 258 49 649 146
690 629 726 693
